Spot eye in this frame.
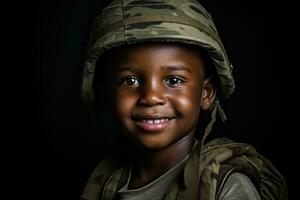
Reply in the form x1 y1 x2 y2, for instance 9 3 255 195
165 76 185 86
120 77 140 86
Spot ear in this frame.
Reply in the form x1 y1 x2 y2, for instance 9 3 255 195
200 78 216 110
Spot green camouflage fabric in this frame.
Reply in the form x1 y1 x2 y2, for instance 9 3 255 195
80 1 288 199
81 0 235 105
80 137 288 200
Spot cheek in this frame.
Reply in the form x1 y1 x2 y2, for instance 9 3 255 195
173 90 201 118
113 90 137 117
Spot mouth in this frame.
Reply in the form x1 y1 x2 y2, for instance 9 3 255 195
131 116 175 132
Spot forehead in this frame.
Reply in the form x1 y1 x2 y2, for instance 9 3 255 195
107 42 206 73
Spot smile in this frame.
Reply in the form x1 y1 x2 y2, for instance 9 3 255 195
132 117 174 132
140 118 170 124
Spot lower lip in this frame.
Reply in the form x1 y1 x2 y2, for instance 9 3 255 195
133 119 173 132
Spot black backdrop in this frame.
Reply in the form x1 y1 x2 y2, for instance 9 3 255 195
33 0 288 199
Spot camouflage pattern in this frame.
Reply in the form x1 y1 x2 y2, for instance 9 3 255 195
80 1 288 199
80 137 288 200
81 0 235 105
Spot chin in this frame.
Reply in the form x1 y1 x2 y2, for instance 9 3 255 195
133 134 175 150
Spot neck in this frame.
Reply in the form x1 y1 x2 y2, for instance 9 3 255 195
128 133 195 189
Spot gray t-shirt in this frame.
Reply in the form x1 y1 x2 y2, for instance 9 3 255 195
218 172 261 200
117 155 260 200
118 154 190 200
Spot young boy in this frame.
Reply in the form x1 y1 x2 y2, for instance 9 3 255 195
80 0 287 199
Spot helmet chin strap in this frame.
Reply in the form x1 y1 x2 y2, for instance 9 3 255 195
201 98 227 151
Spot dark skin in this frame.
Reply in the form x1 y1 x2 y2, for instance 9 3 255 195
105 43 216 189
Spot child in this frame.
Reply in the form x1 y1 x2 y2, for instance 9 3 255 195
80 0 287 199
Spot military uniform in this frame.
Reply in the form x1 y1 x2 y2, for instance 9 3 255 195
80 0 288 199
81 137 287 200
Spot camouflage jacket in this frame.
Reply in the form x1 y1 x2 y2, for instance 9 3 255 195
81 137 288 200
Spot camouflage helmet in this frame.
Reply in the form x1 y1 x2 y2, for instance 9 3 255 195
81 0 235 105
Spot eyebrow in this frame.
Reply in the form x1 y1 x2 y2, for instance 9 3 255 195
113 66 140 74
160 65 192 73
113 65 192 73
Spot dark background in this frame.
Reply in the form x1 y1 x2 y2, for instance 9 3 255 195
32 0 289 199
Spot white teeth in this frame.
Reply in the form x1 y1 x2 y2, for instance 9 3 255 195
154 119 160 124
141 118 170 124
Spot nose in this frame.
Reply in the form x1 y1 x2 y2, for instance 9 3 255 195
138 79 167 106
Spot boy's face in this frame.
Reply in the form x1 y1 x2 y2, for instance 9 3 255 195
106 43 214 150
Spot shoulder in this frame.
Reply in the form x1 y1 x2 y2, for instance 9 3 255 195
81 151 128 200
198 137 287 199
217 172 261 200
